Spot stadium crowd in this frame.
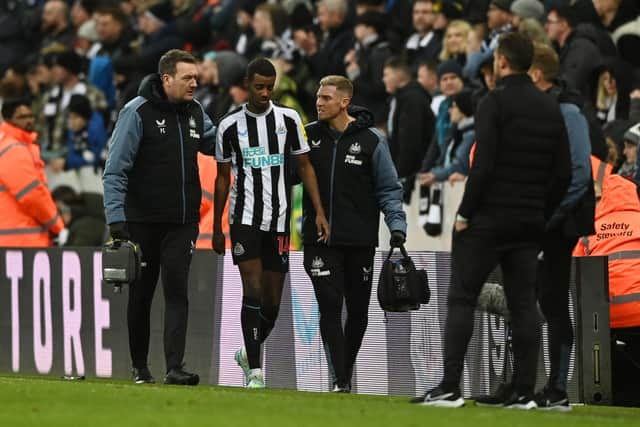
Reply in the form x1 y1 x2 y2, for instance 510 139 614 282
0 0 639 408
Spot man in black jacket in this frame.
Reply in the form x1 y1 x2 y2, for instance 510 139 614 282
414 33 572 408
103 49 216 386
383 56 435 202
297 0 355 81
545 6 601 95
303 75 407 392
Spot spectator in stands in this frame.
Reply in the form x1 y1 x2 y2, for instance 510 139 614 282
0 1 38 76
416 60 440 96
297 0 354 80
0 98 65 247
429 60 464 147
472 52 497 104
465 0 514 81
433 1 465 35
113 2 183 76
198 51 248 123
592 0 639 33
612 15 640 67
383 56 435 203
0 66 32 101
40 0 75 54
355 0 413 53
439 20 472 68
345 11 392 126
405 0 442 69
93 6 135 60
418 89 475 186
517 17 550 44
545 5 601 94
38 50 107 168
509 0 544 29
194 53 218 113
62 94 108 194
271 58 310 123
70 0 96 30
230 1 257 57
619 124 640 180
574 174 640 407
244 3 294 62
51 185 106 246
592 59 634 125
484 0 514 51
76 19 99 58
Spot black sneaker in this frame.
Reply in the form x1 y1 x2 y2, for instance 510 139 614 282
534 387 571 412
504 392 537 410
473 382 512 407
164 367 199 386
132 367 155 384
411 386 465 408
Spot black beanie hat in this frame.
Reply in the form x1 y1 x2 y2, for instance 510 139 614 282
67 94 92 121
451 89 474 117
437 59 463 80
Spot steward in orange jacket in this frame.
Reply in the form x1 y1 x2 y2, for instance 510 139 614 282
195 154 230 249
0 100 64 247
591 155 613 197
574 174 640 329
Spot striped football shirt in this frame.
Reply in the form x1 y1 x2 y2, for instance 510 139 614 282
215 101 309 232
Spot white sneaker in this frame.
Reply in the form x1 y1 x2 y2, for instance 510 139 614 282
234 347 250 385
247 368 265 389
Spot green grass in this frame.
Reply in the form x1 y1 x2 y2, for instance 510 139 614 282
0 375 639 427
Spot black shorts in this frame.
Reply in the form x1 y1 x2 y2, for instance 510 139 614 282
230 223 290 273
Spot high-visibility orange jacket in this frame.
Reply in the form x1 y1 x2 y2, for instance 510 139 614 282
0 121 64 247
195 154 230 249
574 174 640 328
591 155 613 190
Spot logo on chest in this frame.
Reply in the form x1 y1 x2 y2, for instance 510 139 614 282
345 142 363 166
156 119 166 134
188 116 200 139
311 139 322 148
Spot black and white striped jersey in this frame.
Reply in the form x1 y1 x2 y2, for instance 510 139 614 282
215 101 309 233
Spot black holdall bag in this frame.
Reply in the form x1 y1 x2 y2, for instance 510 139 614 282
101 239 143 293
377 245 430 312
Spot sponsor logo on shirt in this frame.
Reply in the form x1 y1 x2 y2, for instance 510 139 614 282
242 146 284 168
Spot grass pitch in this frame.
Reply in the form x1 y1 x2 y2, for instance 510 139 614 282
0 375 638 427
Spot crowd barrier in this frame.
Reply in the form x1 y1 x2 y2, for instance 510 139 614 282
0 247 611 404
379 181 465 252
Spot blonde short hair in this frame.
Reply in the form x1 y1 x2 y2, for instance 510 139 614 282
319 75 353 97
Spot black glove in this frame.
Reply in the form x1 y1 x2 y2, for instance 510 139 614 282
109 222 130 240
389 230 406 248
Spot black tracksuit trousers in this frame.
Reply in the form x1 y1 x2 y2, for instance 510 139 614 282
304 245 375 387
536 231 577 392
443 218 541 395
127 222 198 372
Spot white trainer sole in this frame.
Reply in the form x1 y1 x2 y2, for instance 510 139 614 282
420 397 465 408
